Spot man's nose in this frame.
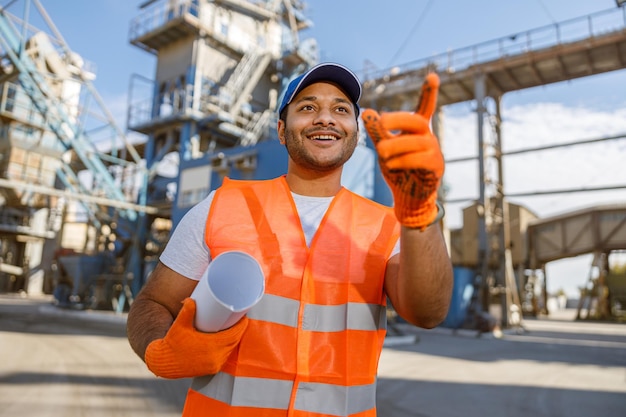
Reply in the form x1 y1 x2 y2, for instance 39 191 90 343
313 108 335 125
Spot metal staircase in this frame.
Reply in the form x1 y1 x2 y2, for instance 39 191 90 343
224 51 272 115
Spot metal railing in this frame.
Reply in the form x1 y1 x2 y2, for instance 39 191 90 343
362 7 626 81
129 0 200 44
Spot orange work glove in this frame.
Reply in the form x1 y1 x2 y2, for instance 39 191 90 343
145 297 248 379
362 73 444 230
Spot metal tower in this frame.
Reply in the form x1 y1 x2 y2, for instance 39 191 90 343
125 0 319 292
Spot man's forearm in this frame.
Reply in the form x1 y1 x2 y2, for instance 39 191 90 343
127 298 174 361
396 223 453 328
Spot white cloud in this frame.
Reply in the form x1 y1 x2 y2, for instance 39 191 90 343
442 102 626 220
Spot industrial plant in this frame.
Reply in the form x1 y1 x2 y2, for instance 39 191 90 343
0 0 625 330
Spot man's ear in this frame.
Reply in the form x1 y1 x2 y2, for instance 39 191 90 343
277 120 286 145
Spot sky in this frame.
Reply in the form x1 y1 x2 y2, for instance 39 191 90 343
9 0 626 299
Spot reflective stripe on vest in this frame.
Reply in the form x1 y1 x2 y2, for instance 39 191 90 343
184 177 400 416
191 374 377 415
248 293 387 332
191 374 293 409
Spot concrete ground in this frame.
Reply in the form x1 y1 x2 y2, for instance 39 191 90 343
0 293 624 416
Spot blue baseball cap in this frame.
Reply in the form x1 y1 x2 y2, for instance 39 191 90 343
278 62 362 116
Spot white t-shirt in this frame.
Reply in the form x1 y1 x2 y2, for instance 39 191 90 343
160 190 400 281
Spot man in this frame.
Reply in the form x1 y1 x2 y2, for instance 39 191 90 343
127 62 453 416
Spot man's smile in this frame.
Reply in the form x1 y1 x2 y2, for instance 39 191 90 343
309 134 339 141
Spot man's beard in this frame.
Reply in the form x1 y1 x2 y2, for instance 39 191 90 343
283 129 358 172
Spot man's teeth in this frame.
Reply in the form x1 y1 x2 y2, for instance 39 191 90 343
311 135 337 141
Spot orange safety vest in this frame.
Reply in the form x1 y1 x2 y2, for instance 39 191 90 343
182 176 400 416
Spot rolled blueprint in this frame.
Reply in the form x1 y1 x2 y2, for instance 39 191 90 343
191 251 265 332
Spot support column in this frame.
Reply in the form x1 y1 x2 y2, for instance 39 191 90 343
474 73 489 317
